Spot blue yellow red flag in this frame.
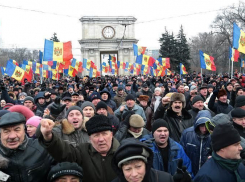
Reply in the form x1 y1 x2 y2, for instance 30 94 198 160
199 50 216 71
43 39 73 62
233 23 245 54
5 61 25 82
229 47 239 62
180 63 188 75
158 58 170 68
133 44 147 56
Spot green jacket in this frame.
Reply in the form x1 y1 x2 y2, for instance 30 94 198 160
39 132 120 182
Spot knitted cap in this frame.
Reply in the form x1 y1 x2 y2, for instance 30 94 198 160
23 96 34 103
192 95 204 105
152 119 169 134
26 116 42 128
66 106 83 118
47 162 83 182
235 95 245 108
81 101 95 111
96 101 108 111
129 114 144 128
85 115 112 136
211 123 241 152
125 94 135 101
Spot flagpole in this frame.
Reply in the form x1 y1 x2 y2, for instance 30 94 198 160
228 58 230 77
201 68 203 84
231 59 234 78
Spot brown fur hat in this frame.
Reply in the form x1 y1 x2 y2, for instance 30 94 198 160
217 88 227 98
139 95 149 102
170 93 186 108
129 114 145 128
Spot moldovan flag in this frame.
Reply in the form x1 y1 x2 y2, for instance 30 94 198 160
199 50 216 71
165 69 171 75
229 47 239 62
9 59 19 66
136 54 155 66
83 59 92 70
5 61 25 82
133 44 146 56
241 60 245 68
158 58 170 68
180 63 188 75
233 23 245 54
0 67 6 75
43 39 73 62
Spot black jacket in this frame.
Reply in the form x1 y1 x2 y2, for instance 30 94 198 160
155 103 193 142
208 94 233 114
0 136 54 182
233 121 245 138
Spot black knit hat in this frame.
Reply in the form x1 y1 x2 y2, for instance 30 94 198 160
66 106 83 118
85 115 112 136
96 101 108 111
192 95 204 105
125 94 135 101
47 162 83 182
152 119 169 134
231 107 245 118
211 123 241 152
235 95 245 108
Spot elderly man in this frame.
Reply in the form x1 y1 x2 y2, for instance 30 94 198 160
0 112 53 181
114 94 146 122
39 115 120 182
231 108 245 138
194 123 245 181
154 93 192 142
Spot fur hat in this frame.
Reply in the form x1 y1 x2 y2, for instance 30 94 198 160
170 93 186 107
217 88 227 98
129 114 145 128
139 95 149 102
154 87 162 93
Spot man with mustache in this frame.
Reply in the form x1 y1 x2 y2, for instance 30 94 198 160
154 93 192 142
0 112 54 182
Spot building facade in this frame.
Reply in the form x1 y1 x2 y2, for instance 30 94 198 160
79 16 138 75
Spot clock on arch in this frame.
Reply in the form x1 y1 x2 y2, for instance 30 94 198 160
102 26 115 39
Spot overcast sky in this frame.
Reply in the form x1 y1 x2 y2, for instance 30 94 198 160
0 0 240 59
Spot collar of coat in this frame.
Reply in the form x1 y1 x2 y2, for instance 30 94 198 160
167 107 192 120
90 137 120 156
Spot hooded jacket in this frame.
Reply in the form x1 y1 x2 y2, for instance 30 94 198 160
111 138 173 182
180 110 212 175
100 88 117 111
140 135 193 176
34 92 52 116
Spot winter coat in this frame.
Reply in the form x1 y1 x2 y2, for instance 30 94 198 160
188 107 215 125
109 89 117 99
140 135 193 176
194 152 245 182
180 110 212 175
111 138 173 182
52 120 90 147
125 89 136 98
114 104 147 123
155 104 193 142
114 124 150 142
208 94 233 114
39 133 120 182
140 105 153 131
113 92 127 108
100 88 117 111
34 92 52 116
0 136 54 182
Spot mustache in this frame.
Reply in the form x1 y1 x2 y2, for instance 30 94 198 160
175 106 181 109
7 138 20 142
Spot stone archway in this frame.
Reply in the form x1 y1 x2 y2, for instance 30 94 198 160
79 16 138 76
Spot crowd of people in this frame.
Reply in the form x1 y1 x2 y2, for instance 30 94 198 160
0 71 244 182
